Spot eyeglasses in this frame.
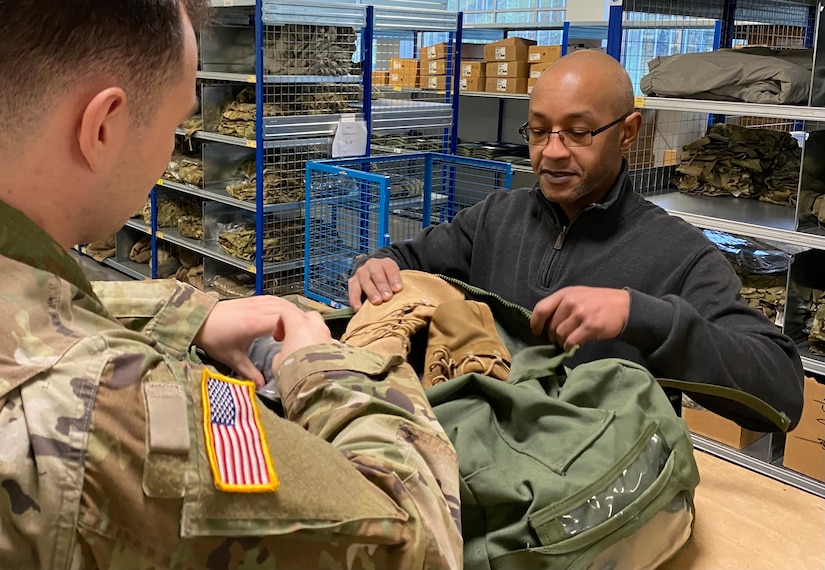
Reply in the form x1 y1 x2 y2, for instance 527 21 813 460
518 114 630 147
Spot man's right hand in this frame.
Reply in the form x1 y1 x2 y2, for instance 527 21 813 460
271 308 334 372
347 257 404 311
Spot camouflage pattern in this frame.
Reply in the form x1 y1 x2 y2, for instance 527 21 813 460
217 88 283 140
225 161 305 205
0 199 463 569
264 24 356 76
181 116 203 139
672 123 801 207
735 268 786 324
811 194 825 230
807 289 825 355
164 155 204 188
177 214 204 241
144 197 202 229
217 222 304 263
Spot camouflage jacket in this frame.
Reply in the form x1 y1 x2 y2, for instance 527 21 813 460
0 199 462 570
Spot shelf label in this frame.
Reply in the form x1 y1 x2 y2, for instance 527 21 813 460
156 231 165 239
393 86 402 92
246 265 257 274
332 116 368 158
246 139 257 148
634 96 645 108
246 75 256 84
222 0 234 6
156 179 165 186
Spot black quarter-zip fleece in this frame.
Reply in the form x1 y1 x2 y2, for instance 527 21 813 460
367 164 804 431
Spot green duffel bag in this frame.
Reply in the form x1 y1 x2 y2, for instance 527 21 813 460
318 272 792 570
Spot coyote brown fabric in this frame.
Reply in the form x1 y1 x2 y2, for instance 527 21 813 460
341 270 464 358
423 299 511 389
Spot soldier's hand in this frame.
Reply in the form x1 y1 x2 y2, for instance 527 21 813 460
530 286 630 351
271 308 334 372
195 296 316 387
348 257 404 311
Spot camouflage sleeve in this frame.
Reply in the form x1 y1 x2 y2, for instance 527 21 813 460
91 280 218 359
275 343 463 568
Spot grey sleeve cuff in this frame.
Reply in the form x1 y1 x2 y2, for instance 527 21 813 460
249 336 283 401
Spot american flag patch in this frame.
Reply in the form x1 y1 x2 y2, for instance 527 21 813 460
201 369 279 492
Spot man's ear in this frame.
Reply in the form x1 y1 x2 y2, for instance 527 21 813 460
77 87 128 172
619 111 643 152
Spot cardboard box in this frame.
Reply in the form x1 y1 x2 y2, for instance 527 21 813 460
783 376 825 482
460 76 485 92
422 59 449 76
389 73 418 88
485 77 529 94
422 75 448 90
485 61 530 78
371 71 389 86
483 37 536 62
663 149 679 166
529 61 554 79
461 61 485 77
527 77 539 95
528 45 562 64
390 58 418 74
682 405 766 449
422 42 485 61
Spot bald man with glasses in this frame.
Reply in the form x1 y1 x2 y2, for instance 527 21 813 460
347 50 803 433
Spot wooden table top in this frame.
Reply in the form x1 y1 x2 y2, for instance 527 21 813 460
660 451 825 569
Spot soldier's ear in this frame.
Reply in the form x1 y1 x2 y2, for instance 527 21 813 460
77 87 128 173
619 111 643 152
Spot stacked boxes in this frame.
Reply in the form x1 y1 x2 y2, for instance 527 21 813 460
371 71 390 86
389 57 419 89
527 45 562 94
783 376 825 483
483 37 535 95
459 61 485 92
420 42 485 92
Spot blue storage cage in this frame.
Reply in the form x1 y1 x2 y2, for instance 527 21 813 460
304 152 512 308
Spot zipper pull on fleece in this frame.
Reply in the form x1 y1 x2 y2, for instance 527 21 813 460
554 226 568 250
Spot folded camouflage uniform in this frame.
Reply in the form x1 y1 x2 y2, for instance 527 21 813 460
145 197 202 229
177 215 204 241
225 161 304 204
808 289 825 355
264 25 356 76
672 123 801 207
164 155 204 188
217 220 304 263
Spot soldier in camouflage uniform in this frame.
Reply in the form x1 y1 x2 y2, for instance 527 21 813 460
0 2 462 569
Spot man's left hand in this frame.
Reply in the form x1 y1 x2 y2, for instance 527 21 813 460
530 286 630 351
194 296 314 387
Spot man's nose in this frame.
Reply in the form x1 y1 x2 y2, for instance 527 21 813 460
541 132 571 160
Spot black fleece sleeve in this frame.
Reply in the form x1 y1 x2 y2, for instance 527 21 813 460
619 244 804 432
359 199 483 280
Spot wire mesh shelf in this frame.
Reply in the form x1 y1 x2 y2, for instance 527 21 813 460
304 152 512 307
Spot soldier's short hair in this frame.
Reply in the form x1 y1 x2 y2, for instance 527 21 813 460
0 0 210 143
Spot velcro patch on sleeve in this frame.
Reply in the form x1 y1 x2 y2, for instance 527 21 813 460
145 383 190 454
201 368 279 493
